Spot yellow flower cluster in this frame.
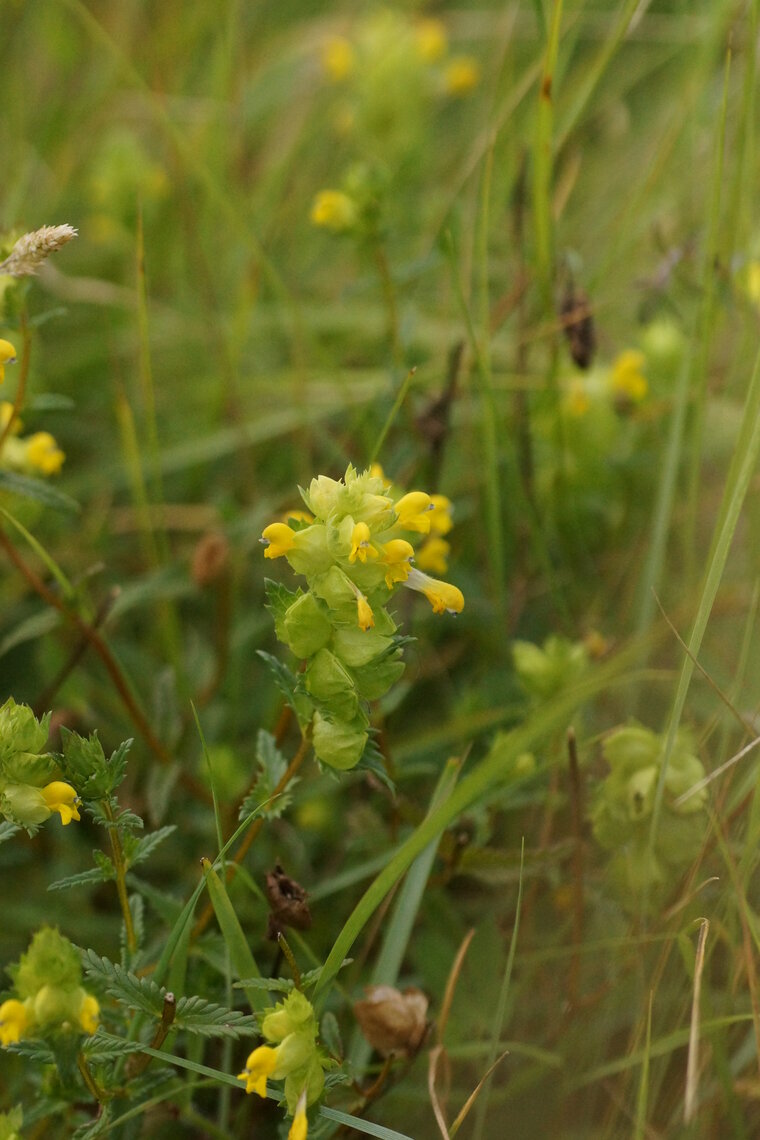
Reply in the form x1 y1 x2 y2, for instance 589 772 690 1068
0 342 65 478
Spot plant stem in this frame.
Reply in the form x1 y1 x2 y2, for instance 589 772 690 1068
103 799 137 954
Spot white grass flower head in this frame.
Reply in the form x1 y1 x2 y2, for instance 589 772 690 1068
0 225 78 277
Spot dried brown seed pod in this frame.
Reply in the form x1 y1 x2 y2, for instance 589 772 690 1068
353 984 429 1058
191 531 230 588
265 862 312 940
560 285 596 370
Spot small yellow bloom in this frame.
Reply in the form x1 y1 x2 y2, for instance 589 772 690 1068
0 999 28 1047
414 536 450 575
78 993 100 1034
349 521 377 564
444 56 480 96
41 781 81 826
0 339 16 385
369 462 390 488
288 1090 309 1140
564 379 590 418
310 190 358 233
610 350 648 403
393 491 433 534
322 36 355 82
261 522 296 559
428 494 453 536
282 509 313 525
356 594 375 632
416 18 447 62
26 432 65 475
0 401 20 435
379 538 414 588
744 260 760 305
238 1043 279 1097
404 568 464 615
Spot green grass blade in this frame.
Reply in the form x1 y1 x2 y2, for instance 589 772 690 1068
201 858 265 1014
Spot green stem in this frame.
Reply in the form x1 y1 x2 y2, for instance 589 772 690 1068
103 799 137 954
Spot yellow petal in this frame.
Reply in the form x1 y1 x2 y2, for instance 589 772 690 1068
261 522 296 559
41 781 81 825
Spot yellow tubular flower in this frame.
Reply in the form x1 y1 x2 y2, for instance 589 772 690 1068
238 1044 279 1097
356 594 375 632
26 432 65 475
0 339 16 385
41 781 81 825
349 521 377 564
393 491 433 533
414 537 450 575
79 994 100 1034
310 190 358 233
261 522 296 559
445 57 480 96
288 1090 309 1140
0 999 28 1047
0 401 20 435
416 18 447 62
428 494 453 536
610 350 648 403
322 36 355 82
404 568 464 615
379 538 414 588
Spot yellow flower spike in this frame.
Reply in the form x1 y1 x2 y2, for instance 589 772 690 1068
444 56 480 96
414 536 450 575
26 432 65 475
322 36 356 82
78 994 100 1035
310 190 358 233
379 538 414 588
404 568 464 615
393 491 433 533
238 1043 279 1097
416 18 447 62
261 522 296 559
349 521 378 564
0 999 28 1047
288 1090 309 1140
41 781 81 825
356 593 375 632
428 495 453 537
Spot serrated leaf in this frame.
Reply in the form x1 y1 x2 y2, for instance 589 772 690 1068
81 1031 147 1061
173 995 258 1038
81 950 165 1017
236 961 352 995
7 1039 56 1064
321 1011 343 1060
239 730 294 821
72 1103 112 1140
61 731 132 800
0 468 80 512
48 866 113 892
264 577 301 626
0 821 19 844
127 824 177 869
256 650 314 728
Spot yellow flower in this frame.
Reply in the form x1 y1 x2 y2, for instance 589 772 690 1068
414 536 450 575
356 593 375 632
78 993 100 1035
322 36 355 83
744 260 760 305
238 1043 279 1097
393 491 433 534
444 56 480 96
26 432 65 475
379 538 414 588
0 999 28 1047
0 339 16 385
310 190 358 233
610 350 648 403
404 568 464 615
428 494 453 536
416 18 447 62
41 781 81 826
261 522 296 559
0 401 20 435
288 1090 309 1140
369 462 390 488
282 509 313 525
564 379 590 418
349 521 377 564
